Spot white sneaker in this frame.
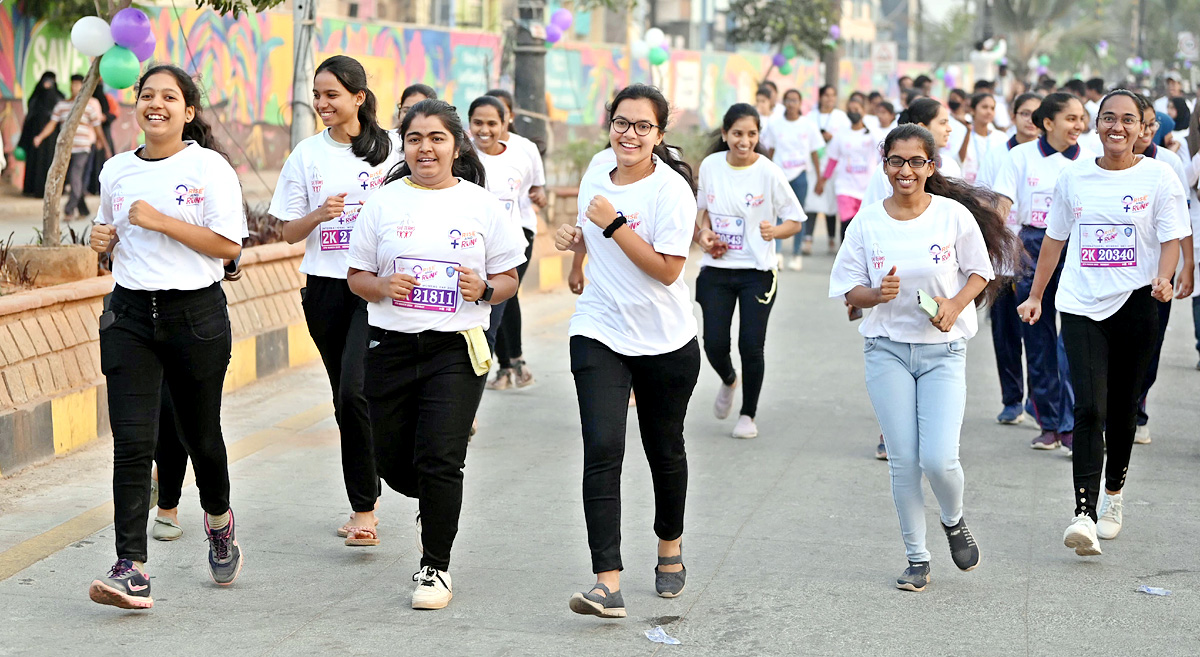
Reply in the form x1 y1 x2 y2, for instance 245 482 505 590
774 253 784 269
787 256 803 271
1096 492 1123 539
411 566 452 609
713 374 738 420
732 415 758 439
1063 514 1102 556
415 512 423 555
1134 425 1151 444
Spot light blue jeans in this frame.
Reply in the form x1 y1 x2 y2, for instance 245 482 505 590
864 336 967 563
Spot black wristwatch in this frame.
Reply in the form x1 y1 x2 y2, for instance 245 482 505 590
603 212 627 238
475 280 495 305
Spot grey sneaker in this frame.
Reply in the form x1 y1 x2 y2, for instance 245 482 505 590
205 510 244 586
896 561 930 591
655 549 686 598
569 582 626 618
89 559 153 609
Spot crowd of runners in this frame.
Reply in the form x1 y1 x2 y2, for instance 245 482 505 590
77 52 1200 612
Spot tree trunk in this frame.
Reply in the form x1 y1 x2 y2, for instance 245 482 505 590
41 57 103 246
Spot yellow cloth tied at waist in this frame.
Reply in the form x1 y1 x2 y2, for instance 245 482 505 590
458 326 492 376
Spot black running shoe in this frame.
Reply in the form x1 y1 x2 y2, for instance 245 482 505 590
206 510 244 586
896 561 930 592
89 559 153 609
943 517 981 571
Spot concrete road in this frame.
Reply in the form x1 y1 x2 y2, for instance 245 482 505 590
1 253 1198 657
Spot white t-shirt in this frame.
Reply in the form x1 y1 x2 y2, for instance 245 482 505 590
942 116 968 165
697 153 804 271
345 178 527 333
1046 156 1191 321
961 129 1009 184
588 148 616 173
977 135 1023 233
99 142 247 291
863 114 882 133
1084 99 1100 130
507 132 546 233
268 130 402 279
862 151 963 206
1143 143 1190 194
825 127 880 199
761 114 825 181
1078 131 1102 157
808 110 852 215
569 158 698 356
993 137 1093 229
476 141 535 231
1154 96 1196 114
829 195 995 343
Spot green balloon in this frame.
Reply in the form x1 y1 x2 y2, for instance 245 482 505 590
648 46 669 66
782 44 797 60
934 67 945 78
99 46 141 90
779 62 793 75
1038 54 1050 66
13 146 26 162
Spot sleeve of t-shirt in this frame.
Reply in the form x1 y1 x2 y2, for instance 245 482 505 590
1153 168 1192 243
203 155 248 243
759 123 775 152
826 134 842 163
862 167 890 205
1044 174 1075 241
954 203 996 281
483 192 528 274
809 120 827 150
51 103 68 123
771 165 804 221
992 152 1019 203
527 140 546 187
98 162 114 226
267 149 311 222
696 160 710 211
651 176 698 258
346 195 381 273
87 100 103 127
828 213 869 297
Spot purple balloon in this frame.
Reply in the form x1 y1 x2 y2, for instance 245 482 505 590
131 30 156 62
1036 65 1049 76
1133 56 1143 65
545 23 563 44
551 8 573 30
829 25 840 40
772 53 787 67
1099 40 1108 49
111 8 151 49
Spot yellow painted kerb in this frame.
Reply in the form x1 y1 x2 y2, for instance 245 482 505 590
287 322 320 368
224 337 257 392
51 388 98 455
539 254 564 291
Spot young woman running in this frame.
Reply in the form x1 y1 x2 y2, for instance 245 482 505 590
270 56 399 546
483 88 548 387
960 93 1009 184
993 93 1091 453
977 92 1043 425
555 84 701 618
863 98 960 205
804 85 851 254
760 88 823 269
696 103 803 440
1017 90 1190 555
830 124 1021 592
87 65 248 609
818 97 879 237
397 83 437 125
346 99 525 609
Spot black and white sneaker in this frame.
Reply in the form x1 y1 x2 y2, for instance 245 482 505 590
896 561 930 592
411 566 453 609
205 510 244 586
942 517 981 571
89 559 153 609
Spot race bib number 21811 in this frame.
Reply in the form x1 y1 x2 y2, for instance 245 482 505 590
392 258 461 312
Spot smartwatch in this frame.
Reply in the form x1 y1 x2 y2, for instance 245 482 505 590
476 280 495 305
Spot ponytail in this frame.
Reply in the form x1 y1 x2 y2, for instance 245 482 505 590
385 99 487 188
315 56 392 167
608 84 697 195
137 65 231 163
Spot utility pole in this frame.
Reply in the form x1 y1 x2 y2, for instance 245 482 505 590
291 0 317 149
513 0 548 153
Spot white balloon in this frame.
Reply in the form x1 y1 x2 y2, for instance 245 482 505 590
71 16 115 57
644 27 666 48
631 40 650 60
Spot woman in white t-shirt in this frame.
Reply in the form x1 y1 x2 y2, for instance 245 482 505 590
346 99 526 610
555 84 701 619
87 65 249 609
829 124 1021 592
270 55 401 547
695 103 803 440
760 88 823 269
817 97 879 236
803 85 852 254
993 92 1092 453
862 98 962 205
960 93 1009 184
1017 90 1191 557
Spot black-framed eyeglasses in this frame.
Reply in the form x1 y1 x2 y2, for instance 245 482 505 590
884 156 934 169
611 117 660 137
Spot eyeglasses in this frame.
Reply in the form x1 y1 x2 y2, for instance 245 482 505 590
1015 110 1034 119
1098 114 1141 127
397 104 414 115
883 156 934 169
611 117 660 137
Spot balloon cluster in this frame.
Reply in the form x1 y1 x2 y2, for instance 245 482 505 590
1096 40 1109 58
544 9 573 46
1125 56 1151 75
633 27 671 66
771 44 798 75
1033 54 1051 77
70 9 155 89
823 25 839 50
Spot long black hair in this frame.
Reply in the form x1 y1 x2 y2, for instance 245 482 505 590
400 83 437 106
707 103 769 156
897 97 942 128
136 65 230 163
468 95 507 122
1031 92 1081 134
882 124 1022 303
607 84 696 194
314 55 391 167
384 99 486 187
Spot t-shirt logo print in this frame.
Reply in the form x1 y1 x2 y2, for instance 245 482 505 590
929 243 952 264
448 229 479 249
1121 194 1149 213
743 193 765 207
871 243 886 270
174 185 204 206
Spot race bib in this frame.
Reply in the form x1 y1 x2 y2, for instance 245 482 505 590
711 213 745 251
1029 191 1052 228
782 158 804 170
320 226 352 251
392 258 461 312
846 155 870 175
962 157 979 183
1080 224 1137 268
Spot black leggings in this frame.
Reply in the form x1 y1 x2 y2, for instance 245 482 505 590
495 228 535 368
1061 287 1159 521
154 382 188 510
694 267 776 418
303 276 378 513
101 283 232 563
803 211 837 242
570 335 700 573
364 328 485 571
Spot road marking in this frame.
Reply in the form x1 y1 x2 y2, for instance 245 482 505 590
0 401 334 582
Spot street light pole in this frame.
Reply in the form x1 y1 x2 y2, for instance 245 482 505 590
291 0 317 149
513 0 548 152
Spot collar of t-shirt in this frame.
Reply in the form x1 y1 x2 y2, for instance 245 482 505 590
1006 135 1019 150
1142 143 1158 159
1036 135 1081 160
135 148 168 163
322 129 353 150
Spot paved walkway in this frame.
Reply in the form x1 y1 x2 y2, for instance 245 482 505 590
1 256 1198 656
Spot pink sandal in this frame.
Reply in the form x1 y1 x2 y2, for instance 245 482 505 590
344 526 379 547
